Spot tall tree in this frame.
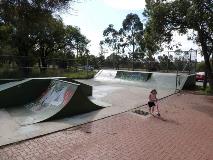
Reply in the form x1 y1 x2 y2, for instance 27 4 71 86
102 24 124 69
97 43 106 68
0 23 16 55
122 13 143 70
0 0 75 75
144 0 213 90
65 26 90 58
34 17 65 72
158 54 174 71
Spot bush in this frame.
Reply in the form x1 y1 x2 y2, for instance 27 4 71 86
63 70 96 79
205 86 213 95
0 65 96 79
196 61 205 72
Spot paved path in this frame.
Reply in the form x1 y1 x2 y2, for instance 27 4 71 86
0 93 213 160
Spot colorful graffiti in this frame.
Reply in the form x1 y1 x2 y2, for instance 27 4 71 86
26 80 76 112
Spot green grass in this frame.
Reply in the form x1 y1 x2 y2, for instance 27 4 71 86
205 86 213 95
0 66 97 79
63 70 96 79
194 85 213 95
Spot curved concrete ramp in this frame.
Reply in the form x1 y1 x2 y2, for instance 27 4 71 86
6 80 104 125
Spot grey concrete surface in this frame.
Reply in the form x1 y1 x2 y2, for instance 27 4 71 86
0 70 182 146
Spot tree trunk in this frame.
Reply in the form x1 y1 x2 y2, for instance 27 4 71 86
40 48 47 73
198 30 213 91
40 57 47 73
132 37 135 71
208 70 213 91
18 47 30 77
203 71 207 89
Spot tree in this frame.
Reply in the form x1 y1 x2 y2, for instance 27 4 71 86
65 26 90 60
34 16 65 72
101 24 125 69
0 23 15 53
0 0 75 75
97 44 106 68
144 0 213 90
196 61 206 72
158 54 174 71
122 13 143 70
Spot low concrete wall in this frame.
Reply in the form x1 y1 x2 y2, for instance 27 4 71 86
115 71 152 81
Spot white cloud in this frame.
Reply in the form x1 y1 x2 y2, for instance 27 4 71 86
157 30 203 61
103 0 146 10
84 31 102 55
173 34 198 51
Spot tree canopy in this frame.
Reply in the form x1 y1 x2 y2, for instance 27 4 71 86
143 0 213 89
101 13 144 70
122 13 144 70
0 0 91 75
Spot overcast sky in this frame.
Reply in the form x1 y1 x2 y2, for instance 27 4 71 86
60 0 201 61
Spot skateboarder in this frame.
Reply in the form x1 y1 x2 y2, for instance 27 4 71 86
148 89 160 116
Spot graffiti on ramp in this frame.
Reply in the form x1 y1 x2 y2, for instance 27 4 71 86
26 80 75 112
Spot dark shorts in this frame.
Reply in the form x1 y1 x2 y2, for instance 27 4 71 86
148 102 155 108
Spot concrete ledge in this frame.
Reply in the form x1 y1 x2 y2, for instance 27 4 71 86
115 70 152 81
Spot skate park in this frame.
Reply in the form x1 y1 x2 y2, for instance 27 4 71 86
0 69 195 147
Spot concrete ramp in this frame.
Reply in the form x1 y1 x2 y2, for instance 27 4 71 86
145 72 184 90
0 79 21 85
94 70 117 80
95 70 151 81
94 70 194 91
0 78 51 107
1 79 104 125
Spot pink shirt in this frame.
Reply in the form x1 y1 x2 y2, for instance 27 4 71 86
149 93 157 102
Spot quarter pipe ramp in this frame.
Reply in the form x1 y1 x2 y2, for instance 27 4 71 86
1 79 104 125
